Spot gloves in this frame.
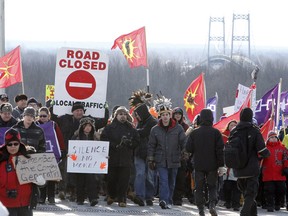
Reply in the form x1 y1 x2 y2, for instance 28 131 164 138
282 167 288 176
148 161 156 170
33 175 46 186
218 167 227 177
26 145 36 153
104 102 109 109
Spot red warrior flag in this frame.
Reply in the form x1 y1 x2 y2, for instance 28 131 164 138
0 46 22 88
111 27 147 68
184 73 206 122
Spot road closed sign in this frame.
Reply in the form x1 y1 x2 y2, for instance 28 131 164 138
53 47 108 117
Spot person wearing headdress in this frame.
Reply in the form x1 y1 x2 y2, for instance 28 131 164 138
147 95 186 209
129 90 157 206
100 106 140 207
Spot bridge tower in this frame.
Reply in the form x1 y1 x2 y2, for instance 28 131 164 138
231 13 251 58
208 17 225 69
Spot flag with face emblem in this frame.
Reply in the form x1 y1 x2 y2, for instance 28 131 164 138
184 73 206 122
111 27 147 68
0 46 22 88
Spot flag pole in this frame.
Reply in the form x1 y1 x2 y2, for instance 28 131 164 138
19 46 25 94
0 0 5 95
144 27 149 93
276 78 282 131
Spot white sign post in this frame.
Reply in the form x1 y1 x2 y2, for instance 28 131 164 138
54 47 109 117
13 153 62 185
67 140 109 174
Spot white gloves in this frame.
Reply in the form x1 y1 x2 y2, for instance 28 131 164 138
0 201 8 216
218 167 227 176
34 175 46 186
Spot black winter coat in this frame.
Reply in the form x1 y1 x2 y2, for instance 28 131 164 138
233 121 270 178
100 119 140 167
0 116 18 128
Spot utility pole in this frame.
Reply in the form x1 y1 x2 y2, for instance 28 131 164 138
0 0 5 94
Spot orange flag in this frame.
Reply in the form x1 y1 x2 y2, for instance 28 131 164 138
213 88 253 132
260 117 275 142
111 27 147 68
184 73 206 122
0 46 22 88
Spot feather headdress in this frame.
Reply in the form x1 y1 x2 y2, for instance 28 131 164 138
153 93 172 115
128 89 153 108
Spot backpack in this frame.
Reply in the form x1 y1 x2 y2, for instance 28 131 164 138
224 128 249 169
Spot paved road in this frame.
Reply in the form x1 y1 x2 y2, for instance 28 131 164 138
33 196 288 216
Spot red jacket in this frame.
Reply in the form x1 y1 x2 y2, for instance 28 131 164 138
0 154 32 208
262 140 288 182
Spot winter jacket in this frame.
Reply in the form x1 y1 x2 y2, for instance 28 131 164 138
100 118 139 167
233 121 270 178
0 144 32 208
186 109 224 171
0 116 18 128
147 118 186 168
134 104 158 160
262 140 288 182
13 121 46 153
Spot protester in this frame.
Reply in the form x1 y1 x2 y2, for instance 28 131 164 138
261 131 288 212
36 107 65 205
12 94 28 121
222 120 241 211
171 107 190 206
0 128 41 215
100 106 139 207
0 93 9 106
0 103 18 128
186 108 225 216
27 97 41 117
147 97 186 209
12 107 46 153
71 117 100 206
132 102 157 206
51 101 109 201
232 108 270 216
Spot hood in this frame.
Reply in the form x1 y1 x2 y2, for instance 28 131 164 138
200 109 213 126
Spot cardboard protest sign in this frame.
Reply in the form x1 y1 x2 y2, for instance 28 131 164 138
67 140 109 174
12 153 62 185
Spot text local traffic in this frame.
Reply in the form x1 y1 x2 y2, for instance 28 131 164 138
59 50 106 70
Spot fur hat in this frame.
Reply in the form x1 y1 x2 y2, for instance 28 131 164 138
80 117 95 128
114 106 133 123
0 93 8 101
267 131 279 141
23 107 36 117
0 103 13 113
71 102 84 112
14 94 28 103
153 93 172 115
4 128 21 145
240 108 253 122
129 89 153 108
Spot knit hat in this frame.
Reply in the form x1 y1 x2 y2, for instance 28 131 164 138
0 93 8 101
27 97 38 105
4 128 21 145
14 94 28 103
240 108 253 122
267 131 279 140
23 107 36 117
172 107 183 115
0 103 13 113
71 102 84 112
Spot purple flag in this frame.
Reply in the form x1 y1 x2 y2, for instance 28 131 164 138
207 94 218 123
38 121 61 162
278 91 288 128
254 84 279 126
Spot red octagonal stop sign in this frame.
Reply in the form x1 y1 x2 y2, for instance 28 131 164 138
65 70 96 100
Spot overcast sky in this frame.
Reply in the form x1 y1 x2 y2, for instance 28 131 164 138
4 0 288 49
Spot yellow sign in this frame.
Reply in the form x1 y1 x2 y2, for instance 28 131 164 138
46 85 55 101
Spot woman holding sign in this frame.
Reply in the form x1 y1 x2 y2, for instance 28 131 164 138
0 128 43 216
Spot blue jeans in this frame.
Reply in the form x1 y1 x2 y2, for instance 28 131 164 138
157 167 178 205
134 156 155 200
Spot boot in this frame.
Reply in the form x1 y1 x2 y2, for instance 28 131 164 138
209 202 217 216
198 205 205 216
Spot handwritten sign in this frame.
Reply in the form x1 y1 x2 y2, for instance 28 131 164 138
12 153 62 185
67 140 109 174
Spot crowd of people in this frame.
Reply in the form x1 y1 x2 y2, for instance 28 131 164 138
0 91 287 216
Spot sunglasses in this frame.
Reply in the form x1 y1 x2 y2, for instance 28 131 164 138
7 142 19 147
39 115 48 118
